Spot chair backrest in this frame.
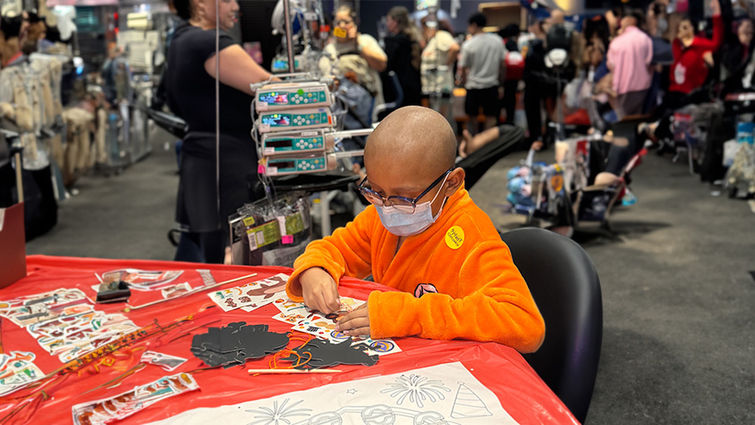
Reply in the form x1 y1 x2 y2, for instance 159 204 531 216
500 227 602 423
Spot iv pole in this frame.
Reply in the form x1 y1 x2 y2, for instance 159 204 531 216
283 0 296 73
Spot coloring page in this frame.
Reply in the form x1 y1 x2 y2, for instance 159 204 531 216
145 362 518 425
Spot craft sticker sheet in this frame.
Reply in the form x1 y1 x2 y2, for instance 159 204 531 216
272 297 401 356
72 372 199 425
145 362 518 425
0 351 44 396
99 269 184 291
141 351 187 372
161 283 193 300
208 273 290 312
0 288 93 327
27 310 139 362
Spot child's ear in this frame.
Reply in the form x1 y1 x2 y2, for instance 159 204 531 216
445 167 465 195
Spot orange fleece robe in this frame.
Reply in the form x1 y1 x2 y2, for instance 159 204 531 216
286 186 545 353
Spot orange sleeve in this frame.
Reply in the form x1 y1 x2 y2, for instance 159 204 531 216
367 240 545 353
286 207 375 301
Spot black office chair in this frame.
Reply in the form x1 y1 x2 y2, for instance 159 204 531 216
500 227 603 424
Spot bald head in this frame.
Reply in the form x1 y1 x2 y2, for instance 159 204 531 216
550 9 565 25
365 106 456 176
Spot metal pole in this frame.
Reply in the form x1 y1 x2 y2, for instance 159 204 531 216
283 0 295 73
14 153 23 203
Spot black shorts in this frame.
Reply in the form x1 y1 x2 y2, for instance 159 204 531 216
464 86 500 118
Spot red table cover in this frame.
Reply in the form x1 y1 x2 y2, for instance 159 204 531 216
0 256 578 425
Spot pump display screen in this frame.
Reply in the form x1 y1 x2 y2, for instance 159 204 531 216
270 161 295 169
259 92 288 105
261 114 290 126
266 139 293 148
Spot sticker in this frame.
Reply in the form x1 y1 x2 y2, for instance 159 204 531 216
445 226 465 250
550 174 564 192
333 27 347 39
414 283 438 298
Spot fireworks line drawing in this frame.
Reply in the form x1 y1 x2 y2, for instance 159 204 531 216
245 398 311 425
380 373 451 408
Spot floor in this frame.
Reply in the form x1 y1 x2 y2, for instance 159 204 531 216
26 129 755 424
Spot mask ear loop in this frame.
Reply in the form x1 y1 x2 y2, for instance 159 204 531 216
428 173 452 220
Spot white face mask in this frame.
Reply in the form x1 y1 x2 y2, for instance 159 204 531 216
375 175 449 237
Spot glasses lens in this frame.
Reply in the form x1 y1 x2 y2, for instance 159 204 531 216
359 187 384 206
386 198 415 213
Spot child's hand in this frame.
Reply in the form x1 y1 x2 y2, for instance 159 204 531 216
335 303 370 337
299 267 341 314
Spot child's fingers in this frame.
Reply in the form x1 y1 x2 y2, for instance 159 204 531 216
344 326 370 337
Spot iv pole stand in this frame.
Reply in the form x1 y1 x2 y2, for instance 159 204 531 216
283 0 296 73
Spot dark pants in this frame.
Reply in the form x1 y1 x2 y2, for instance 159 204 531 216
502 79 518 124
524 79 554 143
654 91 691 141
175 231 224 264
615 89 648 120
464 86 500 118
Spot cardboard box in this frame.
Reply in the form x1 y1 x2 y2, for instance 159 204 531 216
0 202 26 287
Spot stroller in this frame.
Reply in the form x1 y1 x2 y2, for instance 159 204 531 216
661 102 724 175
505 118 648 232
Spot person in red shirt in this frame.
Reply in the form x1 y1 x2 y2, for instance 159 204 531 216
668 0 723 102
646 0 723 142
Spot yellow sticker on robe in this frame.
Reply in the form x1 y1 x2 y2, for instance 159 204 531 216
445 226 465 250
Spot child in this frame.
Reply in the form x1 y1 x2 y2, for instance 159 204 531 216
286 106 545 353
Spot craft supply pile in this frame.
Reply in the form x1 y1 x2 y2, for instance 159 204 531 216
0 269 400 425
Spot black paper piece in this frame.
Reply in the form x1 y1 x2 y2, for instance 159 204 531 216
282 337 378 369
190 322 289 368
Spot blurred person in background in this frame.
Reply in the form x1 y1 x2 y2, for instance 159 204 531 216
667 0 723 102
319 3 387 112
606 9 653 119
498 23 522 125
646 0 723 141
721 17 754 95
420 13 459 124
458 12 506 146
165 0 275 263
522 18 553 150
383 6 422 107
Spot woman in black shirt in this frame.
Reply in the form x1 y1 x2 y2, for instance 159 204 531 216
383 6 422 108
166 0 273 263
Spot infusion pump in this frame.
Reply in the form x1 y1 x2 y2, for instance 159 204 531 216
251 77 371 177
255 82 332 111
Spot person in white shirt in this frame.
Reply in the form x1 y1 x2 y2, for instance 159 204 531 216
458 12 506 140
420 15 459 125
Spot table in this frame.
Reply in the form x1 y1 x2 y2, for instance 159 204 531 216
0 256 579 425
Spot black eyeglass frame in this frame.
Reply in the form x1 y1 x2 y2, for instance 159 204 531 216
357 167 454 213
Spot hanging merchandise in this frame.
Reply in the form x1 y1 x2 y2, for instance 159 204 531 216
229 192 313 267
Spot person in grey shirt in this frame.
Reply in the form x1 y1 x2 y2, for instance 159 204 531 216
458 12 506 140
